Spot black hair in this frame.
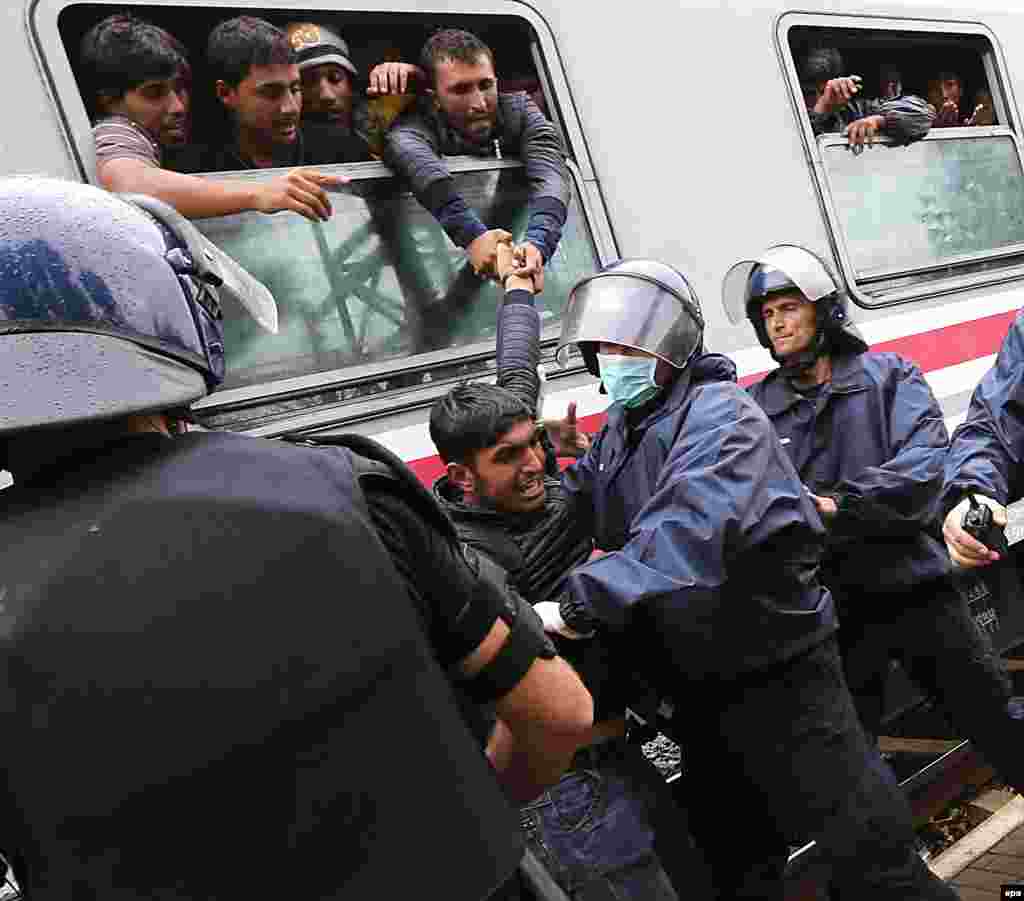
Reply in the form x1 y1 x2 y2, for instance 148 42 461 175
207 16 294 88
419 29 495 87
801 47 844 85
938 70 963 85
79 14 187 118
429 382 533 465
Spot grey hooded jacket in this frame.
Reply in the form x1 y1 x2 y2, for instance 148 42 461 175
384 92 571 259
810 94 935 146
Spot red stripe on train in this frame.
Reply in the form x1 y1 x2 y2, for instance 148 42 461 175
737 308 1018 387
408 308 1020 484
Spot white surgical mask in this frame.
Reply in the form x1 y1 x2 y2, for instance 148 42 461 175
597 353 661 408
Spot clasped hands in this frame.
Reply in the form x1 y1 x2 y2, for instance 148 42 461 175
468 229 545 293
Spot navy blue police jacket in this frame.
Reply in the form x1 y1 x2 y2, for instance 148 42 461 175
945 310 1024 512
748 351 951 605
0 430 522 900
561 353 837 681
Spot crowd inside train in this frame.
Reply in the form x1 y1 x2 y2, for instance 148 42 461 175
2 10 1024 901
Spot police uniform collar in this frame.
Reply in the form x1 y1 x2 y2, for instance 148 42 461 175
757 351 868 416
828 351 871 393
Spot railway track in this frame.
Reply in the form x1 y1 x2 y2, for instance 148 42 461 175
782 650 1024 900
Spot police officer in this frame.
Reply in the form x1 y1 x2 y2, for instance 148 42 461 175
542 259 958 899
943 310 1024 569
0 177 592 898
725 245 1024 787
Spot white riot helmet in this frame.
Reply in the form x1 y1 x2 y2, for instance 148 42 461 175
556 259 704 379
722 244 867 368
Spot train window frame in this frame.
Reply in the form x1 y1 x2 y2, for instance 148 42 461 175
186 154 602 418
776 12 1024 310
29 0 618 433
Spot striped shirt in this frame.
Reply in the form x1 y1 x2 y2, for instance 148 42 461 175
93 115 162 169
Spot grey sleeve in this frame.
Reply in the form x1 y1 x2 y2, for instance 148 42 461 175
496 290 542 415
383 116 450 199
518 96 571 210
877 95 935 146
807 95 934 145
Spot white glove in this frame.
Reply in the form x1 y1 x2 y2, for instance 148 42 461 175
533 601 594 639
943 494 1007 569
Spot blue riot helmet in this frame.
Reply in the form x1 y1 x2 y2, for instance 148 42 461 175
0 177 277 437
556 259 705 379
721 244 867 368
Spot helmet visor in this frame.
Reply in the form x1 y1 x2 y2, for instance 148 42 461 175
722 245 839 325
123 193 279 335
556 272 703 370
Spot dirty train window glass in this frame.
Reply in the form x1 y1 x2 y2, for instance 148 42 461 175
197 162 598 391
821 131 1024 280
787 22 1024 305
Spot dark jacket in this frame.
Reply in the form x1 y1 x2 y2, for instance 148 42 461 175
748 352 951 605
384 92 570 259
434 287 624 713
434 288 589 603
945 310 1024 511
809 94 935 145
167 121 370 173
561 354 836 682
0 431 521 899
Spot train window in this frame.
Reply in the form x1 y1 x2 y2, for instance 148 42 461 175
781 16 1024 306
192 158 599 392
33 2 611 433
821 129 1024 288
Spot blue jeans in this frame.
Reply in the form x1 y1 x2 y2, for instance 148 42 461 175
520 738 683 901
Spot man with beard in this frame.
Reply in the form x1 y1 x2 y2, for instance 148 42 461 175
385 29 570 289
82 13 341 223
428 243 704 900
171 16 370 176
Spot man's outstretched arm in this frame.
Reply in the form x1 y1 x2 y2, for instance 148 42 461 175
98 157 344 223
384 117 511 277
515 96 571 286
495 242 542 413
365 477 592 803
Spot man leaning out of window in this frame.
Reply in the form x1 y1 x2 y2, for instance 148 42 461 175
801 47 935 148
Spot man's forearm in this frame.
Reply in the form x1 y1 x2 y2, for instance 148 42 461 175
524 197 568 263
876 95 934 144
496 287 541 413
486 717 566 804
99 159 264 220
417 174 488 248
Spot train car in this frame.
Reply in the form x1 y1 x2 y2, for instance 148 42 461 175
21 0 1024 635
6 0 1024 878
